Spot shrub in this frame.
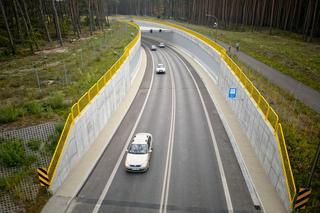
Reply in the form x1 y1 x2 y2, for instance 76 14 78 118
27 139 41 151
0 139 26 167
0 105 23 123
47 92 65 109
25 101 43 114
47 122 64 154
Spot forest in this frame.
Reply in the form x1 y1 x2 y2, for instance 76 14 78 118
0 0 111 55
1 0 319 56
117 0 320 41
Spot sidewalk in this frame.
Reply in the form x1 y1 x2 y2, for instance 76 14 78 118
42 48 147 213
216 40 320 113
174 46 287 212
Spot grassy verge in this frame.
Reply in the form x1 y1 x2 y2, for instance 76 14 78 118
173 21 320 91
0 20 137 130
231 55 320 211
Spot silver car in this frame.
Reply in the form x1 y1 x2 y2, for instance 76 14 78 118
151 45 157 51
125 133 153 172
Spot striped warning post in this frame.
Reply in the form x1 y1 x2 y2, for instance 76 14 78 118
294 188 312 210
37 167 50 187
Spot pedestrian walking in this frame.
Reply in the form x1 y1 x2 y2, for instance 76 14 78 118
236 42 240 52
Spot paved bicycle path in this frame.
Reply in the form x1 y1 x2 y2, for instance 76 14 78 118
215 40 320 113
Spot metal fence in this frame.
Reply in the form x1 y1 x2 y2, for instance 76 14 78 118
150 19 297 204
46 21 141 184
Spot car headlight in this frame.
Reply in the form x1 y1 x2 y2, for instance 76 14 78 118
125 160 130 168
141 160 148 168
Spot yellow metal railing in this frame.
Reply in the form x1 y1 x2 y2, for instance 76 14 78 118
46 21 141 185
144 19 296 204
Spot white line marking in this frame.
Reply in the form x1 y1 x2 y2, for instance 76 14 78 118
170 49 234 212
158 50 176 213
92 46 155 213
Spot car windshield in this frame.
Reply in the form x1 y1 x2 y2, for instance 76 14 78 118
128 144 148 154
158 64 164 68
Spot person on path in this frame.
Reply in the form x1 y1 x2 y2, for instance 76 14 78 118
236 42 240 52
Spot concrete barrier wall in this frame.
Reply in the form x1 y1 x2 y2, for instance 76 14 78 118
137 21 290 209
50 38 142 193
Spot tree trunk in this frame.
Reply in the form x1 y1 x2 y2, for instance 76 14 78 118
303 0 312 41
269 0 275 34
13 0 23 40
39 0 52 42
52 0 63 46
21 0 39 49
260 0 267 27
88 0 94 34
16 0 33 52
0 0 15 54
308 0 319 41
94 0 101 30
251 0 257 31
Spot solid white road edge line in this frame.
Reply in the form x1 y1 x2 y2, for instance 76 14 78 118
171 49 234 212
158 49 176 213
91 46 155 213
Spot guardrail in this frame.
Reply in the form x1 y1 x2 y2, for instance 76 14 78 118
143 19 296 205
42 21 141 186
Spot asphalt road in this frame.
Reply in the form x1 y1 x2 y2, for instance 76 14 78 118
66 38 259 213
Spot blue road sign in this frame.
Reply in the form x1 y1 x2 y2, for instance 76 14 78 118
229 88 237 99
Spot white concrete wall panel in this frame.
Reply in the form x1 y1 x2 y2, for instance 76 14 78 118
50 37 142 193
137 21 290 209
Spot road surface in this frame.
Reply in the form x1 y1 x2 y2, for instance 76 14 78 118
66 37 259 213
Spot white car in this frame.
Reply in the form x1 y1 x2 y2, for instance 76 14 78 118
125 133 153 172
151 45 157 51
156 64 166 74
158 43 165 48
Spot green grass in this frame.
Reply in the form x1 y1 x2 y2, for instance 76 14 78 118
232 55 320 211
174 21 320 91
0 20 138 129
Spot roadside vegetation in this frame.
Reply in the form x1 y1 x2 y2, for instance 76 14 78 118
0 19 137 212
0 20 137 130
175 22 320 91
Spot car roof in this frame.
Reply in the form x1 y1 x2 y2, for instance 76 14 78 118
132 133 151 143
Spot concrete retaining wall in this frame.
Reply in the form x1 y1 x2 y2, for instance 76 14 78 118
50 37 142 193
137 20 290 209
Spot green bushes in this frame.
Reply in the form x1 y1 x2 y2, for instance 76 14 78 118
47 122 64 154
0 105 23 123
27 139 41 151
0 139 26 167
25 101 43 114
46 91 65 109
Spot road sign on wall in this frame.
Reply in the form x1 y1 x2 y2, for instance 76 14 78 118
228 88 237 99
